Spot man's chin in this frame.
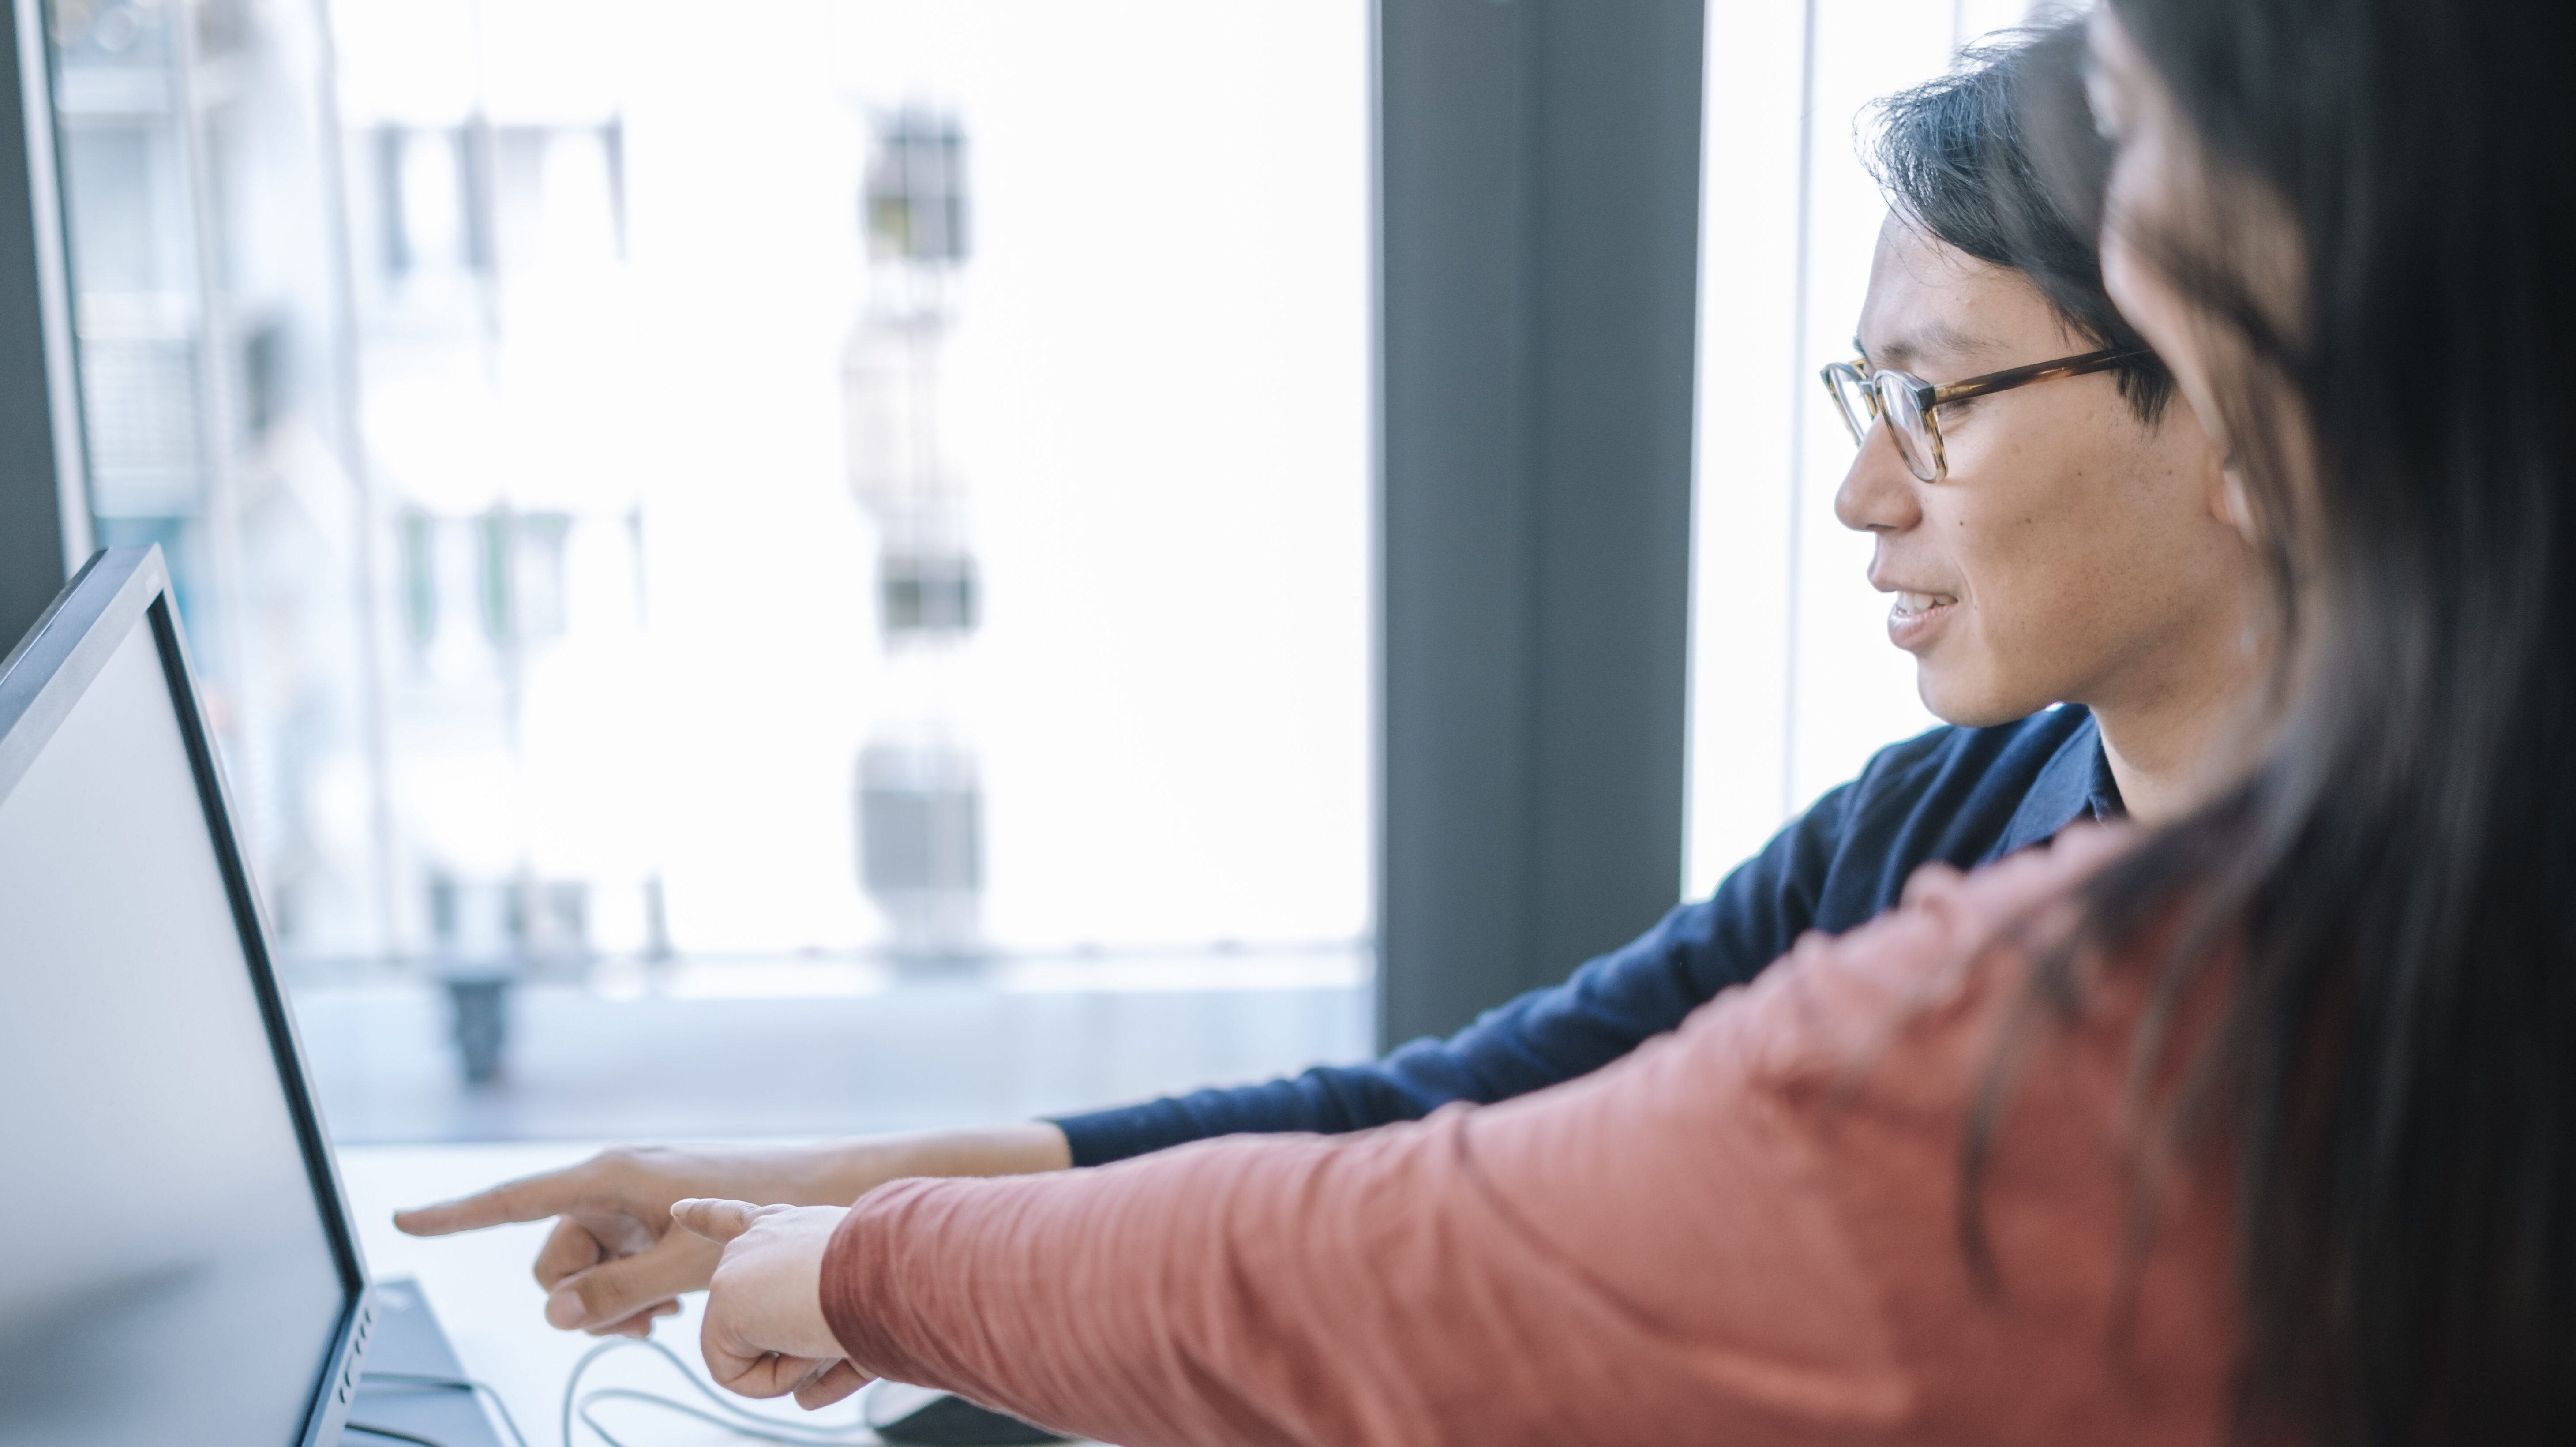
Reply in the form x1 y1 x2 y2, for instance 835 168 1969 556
1916 669 2052 731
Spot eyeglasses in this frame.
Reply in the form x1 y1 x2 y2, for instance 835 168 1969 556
1819 345 2147 483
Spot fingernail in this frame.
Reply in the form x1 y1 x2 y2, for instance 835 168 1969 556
545 1287 586 1329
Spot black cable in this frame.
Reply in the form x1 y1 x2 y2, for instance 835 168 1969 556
345 1425 450 1447
350 1331 866 1447
357 1368 534 1447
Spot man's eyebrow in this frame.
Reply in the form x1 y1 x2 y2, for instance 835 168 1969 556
1860 321 1991 369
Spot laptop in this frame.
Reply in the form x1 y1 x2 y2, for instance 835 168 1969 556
0 547 503 1447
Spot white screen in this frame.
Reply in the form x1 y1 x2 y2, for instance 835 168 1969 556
0 615 349 1446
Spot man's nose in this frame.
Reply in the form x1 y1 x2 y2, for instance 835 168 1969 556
1832 420 1923 535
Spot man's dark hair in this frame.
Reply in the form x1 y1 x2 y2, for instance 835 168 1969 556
1866 19 2177 421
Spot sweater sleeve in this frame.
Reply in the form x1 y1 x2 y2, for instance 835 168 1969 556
821 828 2235 1447
1046 780 1861 1165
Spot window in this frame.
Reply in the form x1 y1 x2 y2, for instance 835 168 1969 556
44 0 1371 1140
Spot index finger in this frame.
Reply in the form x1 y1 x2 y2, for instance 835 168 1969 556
393 1166 592 1236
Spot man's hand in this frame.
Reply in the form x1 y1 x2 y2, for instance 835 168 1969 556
390 1126 1071 1337
672 1200 868 1410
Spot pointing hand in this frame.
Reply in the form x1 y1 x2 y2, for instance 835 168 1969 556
671 1199 868 1410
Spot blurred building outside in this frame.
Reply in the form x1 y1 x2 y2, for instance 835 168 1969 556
40 0 1375 1140
846 104 983 961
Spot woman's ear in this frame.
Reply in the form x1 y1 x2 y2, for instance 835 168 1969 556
2162 390 2252 540
2216 467 2257 542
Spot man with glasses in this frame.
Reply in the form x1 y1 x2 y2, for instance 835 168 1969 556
397 20 2265 1342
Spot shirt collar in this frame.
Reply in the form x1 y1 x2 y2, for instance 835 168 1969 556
1997 708 2124 855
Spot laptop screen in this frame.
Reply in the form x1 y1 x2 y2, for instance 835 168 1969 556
0 558 364 1447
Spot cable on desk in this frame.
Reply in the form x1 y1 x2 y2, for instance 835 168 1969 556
560 1336 874 1447
345 1424 453 1447
360 1369 532 1447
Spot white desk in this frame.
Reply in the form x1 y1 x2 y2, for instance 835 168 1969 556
342 1142 892 1447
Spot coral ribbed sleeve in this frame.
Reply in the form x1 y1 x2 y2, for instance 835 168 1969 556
819 828 2238 1447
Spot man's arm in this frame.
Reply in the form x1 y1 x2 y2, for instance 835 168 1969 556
400 718 2044 1334
393 783 1857 1333
1050 780 1864 1164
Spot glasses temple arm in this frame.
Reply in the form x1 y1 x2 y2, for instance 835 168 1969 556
1927 348 2149 406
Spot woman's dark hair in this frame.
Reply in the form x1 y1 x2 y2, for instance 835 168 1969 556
2023 2 2576 1443
1867 18 2175 421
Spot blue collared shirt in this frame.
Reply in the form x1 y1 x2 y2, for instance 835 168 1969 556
1054 706 2121 1166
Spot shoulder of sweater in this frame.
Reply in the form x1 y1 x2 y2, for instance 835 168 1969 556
1702 825 2136 1084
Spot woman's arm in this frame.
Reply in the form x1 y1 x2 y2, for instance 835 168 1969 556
694 828 2234 1447
814 923 1918 1447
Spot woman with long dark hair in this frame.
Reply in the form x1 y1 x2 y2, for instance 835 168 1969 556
662 4 2576 1443
2066 2 2576 1440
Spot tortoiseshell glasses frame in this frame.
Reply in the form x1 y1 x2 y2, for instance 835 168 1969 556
1819 345 2148 482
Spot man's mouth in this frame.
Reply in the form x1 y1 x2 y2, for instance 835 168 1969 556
1890 591 1958 618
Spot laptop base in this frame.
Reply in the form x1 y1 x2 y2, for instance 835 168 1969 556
344 1277 508 1447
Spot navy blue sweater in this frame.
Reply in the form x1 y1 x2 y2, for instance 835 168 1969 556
1052 707 2120 1167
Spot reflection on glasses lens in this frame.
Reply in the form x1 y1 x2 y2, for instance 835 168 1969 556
1813 360 1875 440
1875 375 1939 482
